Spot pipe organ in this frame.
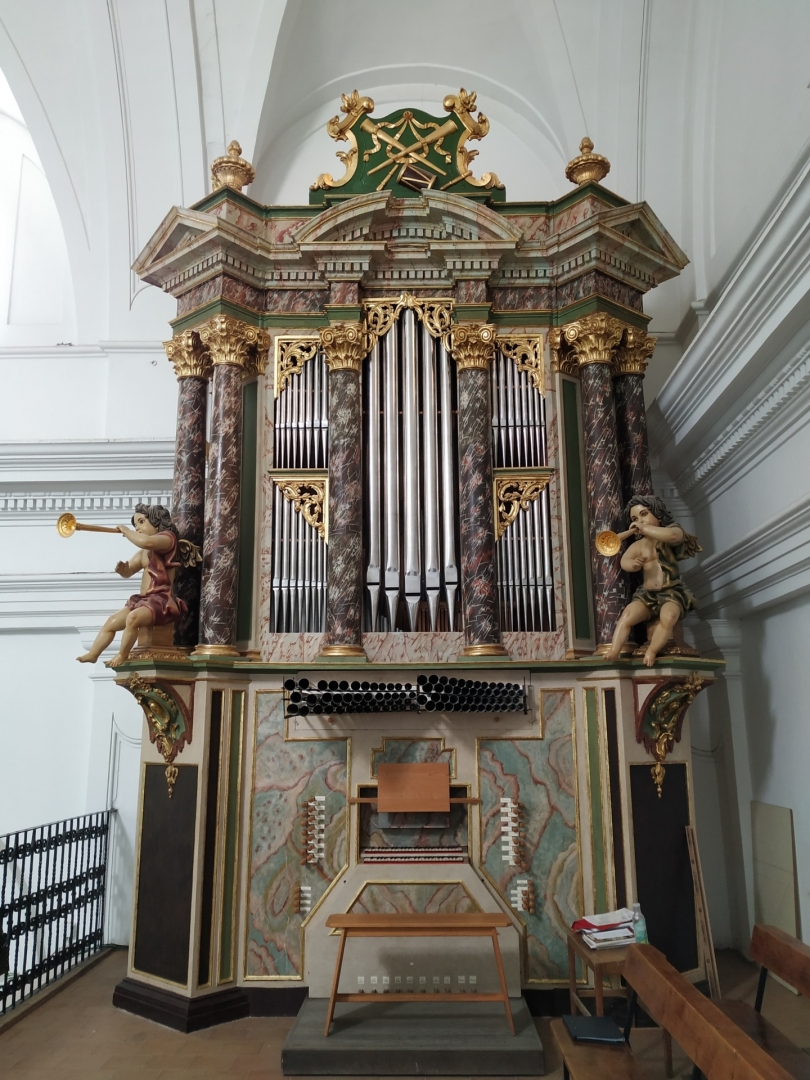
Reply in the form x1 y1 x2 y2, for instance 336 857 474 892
118 90 721 1050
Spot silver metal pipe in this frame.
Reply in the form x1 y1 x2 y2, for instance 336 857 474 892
505 352 516 467
277 376 286 468
519 370 530 468
498 352 508 467
525 490 538 631
539 391 547 467
294 501 304 632
304 355 313 468
303 499 312 631
272 486 282 630
383 326 400 627
402 309 421 629
438 340 458 630
422 323 440 630
320 352 329 466
366 343 381 631
540 485 554 629
280 492 291 630
517 506 530 630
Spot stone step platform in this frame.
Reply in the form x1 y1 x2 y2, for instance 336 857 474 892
281 996 545 1075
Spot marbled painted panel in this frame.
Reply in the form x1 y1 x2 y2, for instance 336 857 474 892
370 738 454 776
556 273 643 313
265 289 325 313
457 366 501 648
172 376 207 647
247 693 347 978
176 274 265 316
329 281 360 305
268 217 311 246
614 373 653 503
491 286 553 312
258 630 566 664
210 201 264 236
455 279 488 304
325 368 363 648
200 362 243 645
350 883 476 915
579 363 627 646
479 689 579 982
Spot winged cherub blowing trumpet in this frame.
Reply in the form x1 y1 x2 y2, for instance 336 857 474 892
76 503 201 668
604 495 701 667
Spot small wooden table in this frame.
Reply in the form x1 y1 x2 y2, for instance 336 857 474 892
324 912 515 1037
566 929 672 1078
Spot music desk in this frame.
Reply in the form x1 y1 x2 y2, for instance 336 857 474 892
323 912 515 1037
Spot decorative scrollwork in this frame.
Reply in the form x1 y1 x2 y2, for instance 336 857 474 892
272 474 327 540
363 293 455 355
498 335 545 394
636 672 708 797
311 90 375 191
275 336 320 396
125 674 192 797
494 472 553 540
452 322 497 371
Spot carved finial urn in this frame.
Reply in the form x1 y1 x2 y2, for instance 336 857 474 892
564 137 611 186
210 140 256 192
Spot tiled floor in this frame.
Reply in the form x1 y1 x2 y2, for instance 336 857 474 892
0 948 807 1080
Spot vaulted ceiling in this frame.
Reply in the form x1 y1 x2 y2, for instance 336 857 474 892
0 0 809 382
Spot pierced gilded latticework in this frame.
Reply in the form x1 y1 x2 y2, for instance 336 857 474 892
272 474 327 541
274 336 320 396
494 471 553 541
363 293 455 354
498 335 545 394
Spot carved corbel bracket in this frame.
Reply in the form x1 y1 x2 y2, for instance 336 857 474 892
271 471 328 540
635 672 708 797
493 469 554 541
125 674 194 797
497 334 546 394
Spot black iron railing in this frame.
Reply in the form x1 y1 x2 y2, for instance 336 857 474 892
0 811 110 1016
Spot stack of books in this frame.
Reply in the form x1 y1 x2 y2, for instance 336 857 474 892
572 907 635 950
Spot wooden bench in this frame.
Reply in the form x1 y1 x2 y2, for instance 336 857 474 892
552 944 796 1080
707 924 810 1080
323 912 514 1037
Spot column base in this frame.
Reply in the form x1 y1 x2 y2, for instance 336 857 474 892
461 643 510 658
318 643 368 660
592 643 636 658
113 977 248 1033
191 644 241 658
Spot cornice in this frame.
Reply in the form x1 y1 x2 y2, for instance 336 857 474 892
687 492 810 618
0 490 172 523
654 145 810 460
676 342 810 504
0 573 135 628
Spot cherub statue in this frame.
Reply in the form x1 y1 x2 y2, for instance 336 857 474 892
77 503 201 668
605 495 701 667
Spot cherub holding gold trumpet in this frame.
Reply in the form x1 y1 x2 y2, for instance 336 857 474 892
73 503 200 668
604 495 701 666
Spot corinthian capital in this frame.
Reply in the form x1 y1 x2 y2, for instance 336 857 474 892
198 315 270 375
549 312 625 374
452 322 496 371
319 322 366 373
163 330 212 380
613 326 657 376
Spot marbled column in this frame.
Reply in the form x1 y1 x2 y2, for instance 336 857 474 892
200 362 243 649
579 363 627 646
613 329 656 504
551 313 627 648
164 331 211 649
453 323 507 657
196 316 270 654
320 323 366 658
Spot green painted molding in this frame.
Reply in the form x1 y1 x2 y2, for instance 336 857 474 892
454 303 492 322
553 296 649 330
323 304 363 322
190 186 324 220
171 299 329 334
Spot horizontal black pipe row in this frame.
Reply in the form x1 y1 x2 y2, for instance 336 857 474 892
284 674 527 715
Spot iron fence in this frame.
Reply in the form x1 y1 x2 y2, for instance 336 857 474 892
0 811 110 1016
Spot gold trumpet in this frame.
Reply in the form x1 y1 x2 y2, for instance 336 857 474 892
56 513 121 538
594 527 638 556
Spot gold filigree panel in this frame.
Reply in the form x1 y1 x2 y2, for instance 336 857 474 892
274 336 320 397
493 469 554 541
363 293 455 354
271 471 328 540
498 334 545 394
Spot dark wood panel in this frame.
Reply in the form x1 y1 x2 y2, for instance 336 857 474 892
630 763 697 972
198 691 223 986
133 764 198 986
604 689 627 910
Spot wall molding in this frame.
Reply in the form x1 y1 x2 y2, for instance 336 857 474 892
687 492 810 617
0 490 172 523
0 573 135 629
676 341 810 503
0 439 174 481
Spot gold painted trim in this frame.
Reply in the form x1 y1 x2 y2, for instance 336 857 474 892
192 644 240 657
363 293 455 355
462 643 509 657
493 469 554 541
498 334 546 394
242 690 351 983
270 470 328 541
319 643 368 658
369 737 458 779
274 335 320 397
310 90 374 191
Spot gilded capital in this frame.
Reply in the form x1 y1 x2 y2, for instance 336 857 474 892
550 313 625 374
452 322 496 371
163 330 212 380
319 322 366 373
198 315 270 376
613 327 657 377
